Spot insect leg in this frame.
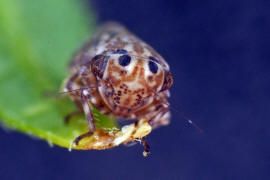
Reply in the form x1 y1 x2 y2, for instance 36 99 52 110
63 66 94 124
141 137 150 157
133 121 151 156
73 89 96 146
74 131 93 145
63 74 84 124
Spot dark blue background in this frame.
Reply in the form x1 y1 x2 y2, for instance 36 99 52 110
1 0 269 179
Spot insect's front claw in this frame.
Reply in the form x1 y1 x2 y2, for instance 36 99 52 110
73 131 94 146
143 150 150 157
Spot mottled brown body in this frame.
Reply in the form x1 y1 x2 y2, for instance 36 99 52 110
63 22 173 149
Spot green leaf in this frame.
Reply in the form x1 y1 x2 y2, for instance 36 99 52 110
0 0 119 149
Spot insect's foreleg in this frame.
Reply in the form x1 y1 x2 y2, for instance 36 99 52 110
64 66 94 123
141 137 150 157
73 89 96 146
81 89 95 133
65 67 97 145
132 104 170 156
63 72 86 123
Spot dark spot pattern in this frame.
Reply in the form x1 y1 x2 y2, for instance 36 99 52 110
117 91 122 96
148 76 153 81
120 70 127 75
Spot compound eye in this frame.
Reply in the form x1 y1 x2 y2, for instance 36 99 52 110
148 61 158 74
119 55 131 66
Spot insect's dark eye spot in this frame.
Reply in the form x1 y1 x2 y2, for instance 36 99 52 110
119 55 131 66
149 56 159 63
115 49 128 54
148 61 158 74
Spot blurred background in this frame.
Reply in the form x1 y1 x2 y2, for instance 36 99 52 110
0 0 269 179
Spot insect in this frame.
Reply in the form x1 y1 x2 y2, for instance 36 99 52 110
62 22 173 156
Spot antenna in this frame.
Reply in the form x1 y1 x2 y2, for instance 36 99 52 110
168 104 203 133
43 87 97 98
